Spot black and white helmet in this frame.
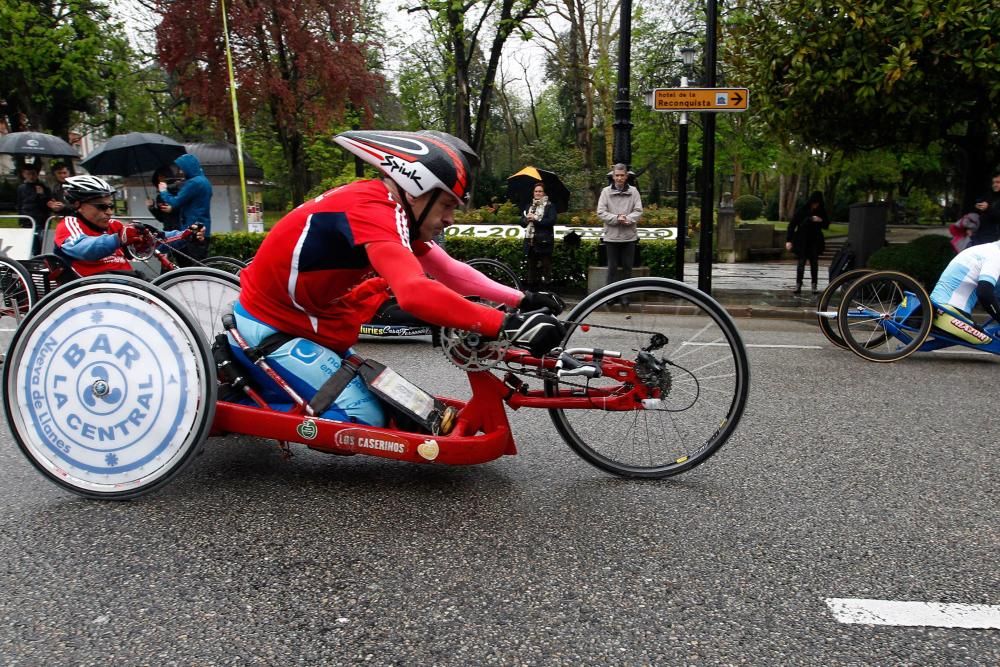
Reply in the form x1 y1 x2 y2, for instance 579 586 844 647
333 130 474 205
63 175 115 204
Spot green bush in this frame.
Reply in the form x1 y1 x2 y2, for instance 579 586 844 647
868 234 953 290
733 194 764 221
207 229 677 294
443 236 676 294
209 232 266 260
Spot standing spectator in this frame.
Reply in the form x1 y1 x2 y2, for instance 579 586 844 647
16 163 51 255
969 171 1000 246
157 153 212 262
145 165 181 231
597 163 642 304
519 182 557 290
46 161 72 217
785 191 830 295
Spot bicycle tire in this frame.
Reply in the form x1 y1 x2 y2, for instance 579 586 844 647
816 268 874 349
3 275 216 499
465 257 523 292
201 256 247 275
0 257 37 361
153 267 241 343
545 277 750 478
837 270 932 363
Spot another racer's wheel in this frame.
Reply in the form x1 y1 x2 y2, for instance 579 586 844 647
153 267 241 342
3 276 216 499
0 257 37 360
816 269 875 349
465 257 523 292
837 270 932 362
201 256 247 275
545 277 750 478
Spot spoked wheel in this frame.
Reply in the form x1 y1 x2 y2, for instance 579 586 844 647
3 276 216 499
152 267 241 342
545 277 751 478
465 257 523 292
837 270 932 362
816 269 877 349
201 256 247 275
0 257 38 362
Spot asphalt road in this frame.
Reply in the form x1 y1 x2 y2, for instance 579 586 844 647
1 318 997 666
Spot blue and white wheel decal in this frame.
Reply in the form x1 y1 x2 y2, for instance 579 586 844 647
12 292 205 492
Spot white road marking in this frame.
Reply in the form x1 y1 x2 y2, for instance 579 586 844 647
826 598 1000 629
683 342 823 349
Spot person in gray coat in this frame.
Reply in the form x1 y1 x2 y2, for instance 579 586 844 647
597 163 643 303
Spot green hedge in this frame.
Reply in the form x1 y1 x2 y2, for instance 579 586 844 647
208 231 677 294
867 234 954 291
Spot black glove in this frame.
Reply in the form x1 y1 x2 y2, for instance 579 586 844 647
519 290 565 315
501 311 565 358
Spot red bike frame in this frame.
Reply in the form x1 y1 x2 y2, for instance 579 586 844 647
210 347 644 466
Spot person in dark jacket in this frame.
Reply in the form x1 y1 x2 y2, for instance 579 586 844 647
145 165 182 231
785 191 830 295
969 172 1000 247
519 182 557 290
157 153 212 262
16 164 51 255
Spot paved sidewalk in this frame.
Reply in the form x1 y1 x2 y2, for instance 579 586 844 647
680 225 950 320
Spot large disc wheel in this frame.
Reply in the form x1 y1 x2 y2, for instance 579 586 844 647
153 267 241 342
816 269 876 349
545 277 751 478
3 276 217 499
837 270 932 362
0 258 37 359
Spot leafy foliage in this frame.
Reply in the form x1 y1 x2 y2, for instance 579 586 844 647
155 0 383 205
733 195 763 221
729 0 1000 204
0 0 132 136
868 234 954 290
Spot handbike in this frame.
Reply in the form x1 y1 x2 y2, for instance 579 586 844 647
3 275 750 499
833 270 1000 362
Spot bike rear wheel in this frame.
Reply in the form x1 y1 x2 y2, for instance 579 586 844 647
816 268 878 349
0 257 37 361
153 267 241 342
201 256 247 275
3 276 216 499
465 257 523 292
837 270 932 362
545 277 750 478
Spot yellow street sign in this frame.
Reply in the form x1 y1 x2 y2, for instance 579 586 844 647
651 87 749 112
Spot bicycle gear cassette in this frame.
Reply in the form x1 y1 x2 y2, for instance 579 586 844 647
440 327 507 371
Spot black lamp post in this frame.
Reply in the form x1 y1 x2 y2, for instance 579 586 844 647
612 0 633 168
697 0 719 294
675 45 696 282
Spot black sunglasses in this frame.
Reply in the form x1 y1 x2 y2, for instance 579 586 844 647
88 202 115 212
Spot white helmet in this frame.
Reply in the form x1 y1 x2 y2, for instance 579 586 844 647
63 175 115 203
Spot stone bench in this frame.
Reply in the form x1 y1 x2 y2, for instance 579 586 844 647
587 266 652 293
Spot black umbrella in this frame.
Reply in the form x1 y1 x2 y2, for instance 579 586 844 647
506 166 571 213
80 132 186 177
0 131 78 157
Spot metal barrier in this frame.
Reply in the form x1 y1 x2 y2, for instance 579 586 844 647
0 215 41 260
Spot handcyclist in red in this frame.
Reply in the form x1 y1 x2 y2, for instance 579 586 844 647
54 175 203 277
235 130 565 428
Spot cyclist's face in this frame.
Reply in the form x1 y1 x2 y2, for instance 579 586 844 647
992 175 1000 193
414 192 459 242
78 197 114 228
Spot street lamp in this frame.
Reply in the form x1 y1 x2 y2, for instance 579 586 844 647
675 46 696 282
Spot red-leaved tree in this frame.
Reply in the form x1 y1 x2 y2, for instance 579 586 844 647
155 0 382 205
